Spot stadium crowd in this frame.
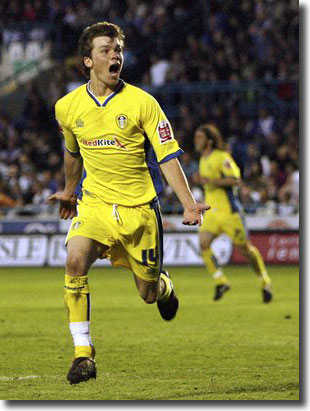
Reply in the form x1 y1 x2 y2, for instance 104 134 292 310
0 0 299 215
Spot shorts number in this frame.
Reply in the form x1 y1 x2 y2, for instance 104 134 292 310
141 248 157 266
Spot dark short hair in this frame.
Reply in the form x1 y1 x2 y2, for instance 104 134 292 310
78 21 125 79
197 123 224 150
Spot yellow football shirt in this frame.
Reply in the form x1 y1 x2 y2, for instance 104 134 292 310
199 149 241 213
55 80 182 206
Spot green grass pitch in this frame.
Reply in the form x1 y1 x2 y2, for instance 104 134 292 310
0 265 299 400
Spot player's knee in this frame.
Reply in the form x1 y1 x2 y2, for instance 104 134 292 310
238 243 251 258
66 253 88 276
199 234 213 251
200 239 211 251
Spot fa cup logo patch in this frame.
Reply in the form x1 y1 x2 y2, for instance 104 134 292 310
116 114 128 129
157 120 173 144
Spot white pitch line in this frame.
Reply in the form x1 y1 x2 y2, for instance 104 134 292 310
0 375 40 381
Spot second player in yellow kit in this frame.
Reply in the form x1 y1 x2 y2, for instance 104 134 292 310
199 148 247 246
194 123 272 302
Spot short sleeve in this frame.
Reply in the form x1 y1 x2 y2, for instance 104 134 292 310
55 100 79 154
220 154 240 178
140 95 183 163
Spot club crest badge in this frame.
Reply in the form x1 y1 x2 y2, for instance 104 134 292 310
116 114 128 129
72 221 83 230
76 119 84 128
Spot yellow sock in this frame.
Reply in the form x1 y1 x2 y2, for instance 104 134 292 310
201 248 228 285
212 269 228 286
158 272 173 302
64 274 94 358
248 245 271 287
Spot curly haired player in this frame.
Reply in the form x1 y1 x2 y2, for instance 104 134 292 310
194 123 272 302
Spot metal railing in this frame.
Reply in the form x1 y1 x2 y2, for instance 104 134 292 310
0 201 299 220
140 80 298 120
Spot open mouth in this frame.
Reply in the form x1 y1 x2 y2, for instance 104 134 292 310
109 63 121 76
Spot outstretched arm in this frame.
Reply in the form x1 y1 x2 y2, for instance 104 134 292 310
200 176 241 187
160 158 210 226
48 150 83 219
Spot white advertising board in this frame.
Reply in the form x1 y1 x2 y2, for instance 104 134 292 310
47 235 111 267
46 233 231 267
0 235 47 266
0 231 298 267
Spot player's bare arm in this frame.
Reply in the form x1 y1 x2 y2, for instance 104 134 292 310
200 176 241 187
48 150 83 220
160 157 210 226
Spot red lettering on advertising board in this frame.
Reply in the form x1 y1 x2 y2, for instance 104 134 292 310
232 232 299 264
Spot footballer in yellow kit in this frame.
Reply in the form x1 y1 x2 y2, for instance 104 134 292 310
49 22 209 385
194 124 272 303
199 148 247 245
56 79 182 282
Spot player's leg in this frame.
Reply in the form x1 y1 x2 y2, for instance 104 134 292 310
65 235 108 383
133 270 178 321
226 212 272 303
152 205 178 320
133 275 159 304
121 203 178 320
236 240 272 303
199 230 230 300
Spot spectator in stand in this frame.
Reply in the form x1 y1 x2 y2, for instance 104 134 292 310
38 170 58 194
91 0 112 20
271 145 292 177
63 4 78 27
268 160 286 189
19 170 36 204
254 108 277 141
149 54 170 87
166 50 187 83
278 163 299 209
243 143 261 180
0 178 19 207
22 83 50 131
74 1 94 29
33 0 48 22
3 132 21 165
5 164 20 192
47 151 62 173
243 160 269 206
23 0 37 22
18 153 35 174
31 180 53 205
6 0 23 23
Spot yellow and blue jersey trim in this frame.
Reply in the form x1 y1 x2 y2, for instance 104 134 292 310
144 132 183 198
86 79 125 107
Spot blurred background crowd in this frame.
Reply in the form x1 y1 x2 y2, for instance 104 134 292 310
0 0 299 216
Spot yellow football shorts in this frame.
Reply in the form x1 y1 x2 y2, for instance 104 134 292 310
199 208 248 246
65 193 163 282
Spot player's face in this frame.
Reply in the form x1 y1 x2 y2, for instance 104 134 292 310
194 130 208 153
86 36 124 87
